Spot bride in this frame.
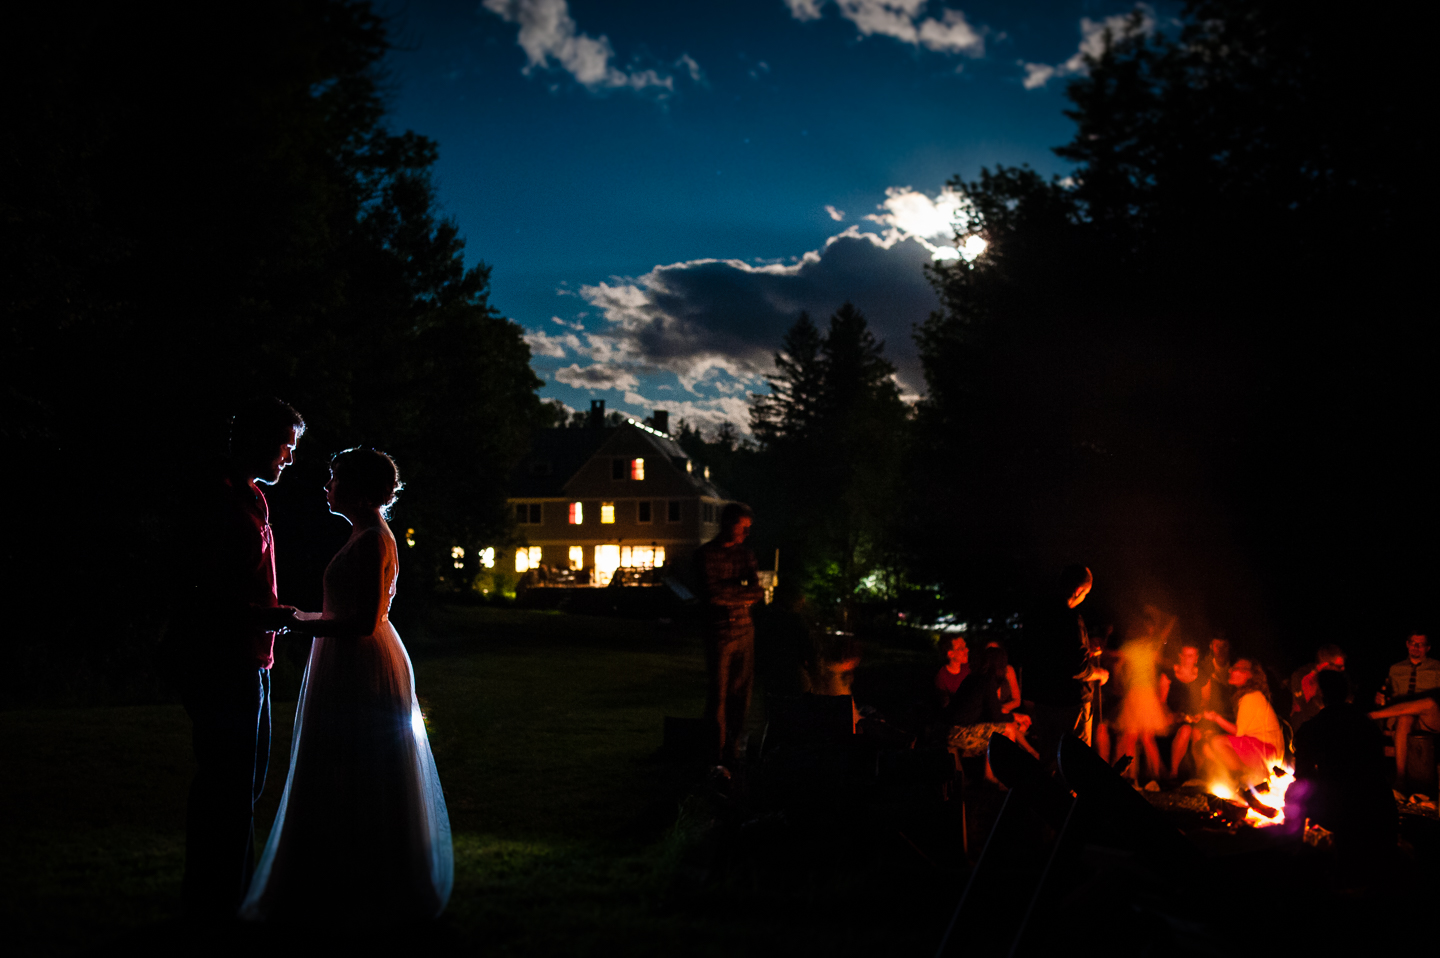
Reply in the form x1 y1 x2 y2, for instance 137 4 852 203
241 447 452 924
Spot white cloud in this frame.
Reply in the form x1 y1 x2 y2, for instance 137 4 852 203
553 362 639 391
784 0 825 20
863 185 984 262
675 53 704 83
482 0 692 93
523 329 583 358
914 7 985 54
618 390 754 436
1020 5 1155 89
790 1 986 57
825 204 846 221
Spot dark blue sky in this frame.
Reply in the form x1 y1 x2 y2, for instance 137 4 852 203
381 0 1163 431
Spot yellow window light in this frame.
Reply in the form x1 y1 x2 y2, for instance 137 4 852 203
601 502 615 524
568 546 584 570
568 501 583 524
480 547 495 569
631 458 645 480
594 544 621 585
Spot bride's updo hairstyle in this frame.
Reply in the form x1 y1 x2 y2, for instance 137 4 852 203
330 447 403 518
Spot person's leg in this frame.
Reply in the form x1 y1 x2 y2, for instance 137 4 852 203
1393 714 1414 783
1170 724 1193 779
702 633 727 764
722 636 755 767
242 669 271 896
1142 732 1162 781
1117 730 1139 779
183 668 266 922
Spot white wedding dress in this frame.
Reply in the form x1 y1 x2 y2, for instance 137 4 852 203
241 521 452 923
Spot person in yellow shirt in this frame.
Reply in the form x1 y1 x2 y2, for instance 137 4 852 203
1202 659 1284 788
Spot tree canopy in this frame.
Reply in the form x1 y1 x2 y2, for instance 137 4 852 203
914 0 1430 656
2 0 546 701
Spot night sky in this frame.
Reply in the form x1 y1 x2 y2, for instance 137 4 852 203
382 1 1167 430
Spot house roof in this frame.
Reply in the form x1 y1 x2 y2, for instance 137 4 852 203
509 420 731 500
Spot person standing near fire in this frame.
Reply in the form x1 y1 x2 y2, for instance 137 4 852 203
1023 564 1109 771
694 503 765 770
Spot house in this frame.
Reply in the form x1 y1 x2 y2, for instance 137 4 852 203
507 401 736 586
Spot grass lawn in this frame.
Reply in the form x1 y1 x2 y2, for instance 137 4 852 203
2 606 958 957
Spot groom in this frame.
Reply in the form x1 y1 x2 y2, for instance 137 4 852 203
169 397 304 921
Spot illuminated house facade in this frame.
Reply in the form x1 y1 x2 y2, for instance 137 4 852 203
507 403 734 586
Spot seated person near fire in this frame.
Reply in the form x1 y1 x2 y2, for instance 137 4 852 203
1372 632 1440 786
1160 641 1205 780
1288 643 1347 729
933 634 970 707
945 645 1039 781
1200 658 1284 789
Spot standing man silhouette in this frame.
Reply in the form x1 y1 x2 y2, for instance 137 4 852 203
1024 563 1109 771
694 503 765 770
166 398 303 921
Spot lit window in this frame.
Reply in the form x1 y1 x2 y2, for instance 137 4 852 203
638 501 652 523
480 547 495 569
568 546 584 570
625 545 658 568
515 548 528 573
594 544 621 585
667 501 681 522
452 546 465 569
655 546 665 567
631 458 645 480
601 502 615 524
529 546 542 567
704 465 711 480
568 501 583 524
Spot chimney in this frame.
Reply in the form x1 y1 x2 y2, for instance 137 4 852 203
652 409 669 435
589 399 606 429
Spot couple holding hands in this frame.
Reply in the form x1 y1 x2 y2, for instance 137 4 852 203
166 398 451 928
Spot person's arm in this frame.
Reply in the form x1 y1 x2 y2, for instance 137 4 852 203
1158 671 1172 706
702 547 764 607
1203 710 1237 734
1000 665 1022 713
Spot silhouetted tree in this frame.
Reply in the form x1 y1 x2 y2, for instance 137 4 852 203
914 0 1430 657
751 304 910 623
1 0 546 703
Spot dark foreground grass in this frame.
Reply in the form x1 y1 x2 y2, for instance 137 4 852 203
1 606 957 957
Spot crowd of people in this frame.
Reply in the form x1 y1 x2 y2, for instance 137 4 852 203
693 511 1433 866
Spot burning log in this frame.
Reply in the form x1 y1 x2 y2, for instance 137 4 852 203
1241 786 1279 820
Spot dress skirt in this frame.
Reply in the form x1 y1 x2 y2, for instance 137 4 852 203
240 621 452 924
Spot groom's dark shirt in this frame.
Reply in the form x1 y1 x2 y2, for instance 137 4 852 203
171 458 279 671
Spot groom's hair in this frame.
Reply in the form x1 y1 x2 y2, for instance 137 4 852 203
330 447 402 517
230 397 305 458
